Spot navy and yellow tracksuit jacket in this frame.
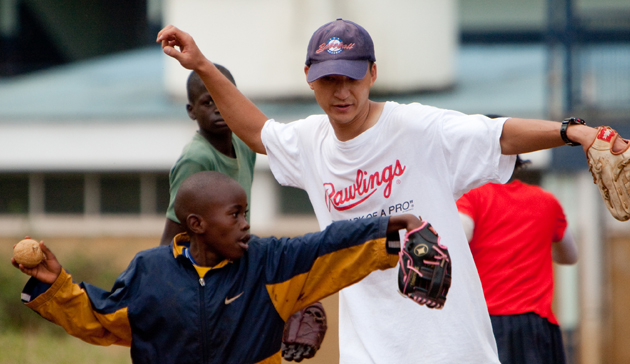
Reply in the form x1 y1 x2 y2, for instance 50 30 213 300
22 217 398 364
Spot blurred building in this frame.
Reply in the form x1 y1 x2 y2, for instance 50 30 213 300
1 0 630 363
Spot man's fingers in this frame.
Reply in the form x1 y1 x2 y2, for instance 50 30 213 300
157 26 189 51
162 45 175 57
156 24 178 42
157 26 183 56
156 25 206 71
160 38 188 63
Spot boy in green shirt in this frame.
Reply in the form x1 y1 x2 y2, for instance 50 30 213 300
160 67 256 246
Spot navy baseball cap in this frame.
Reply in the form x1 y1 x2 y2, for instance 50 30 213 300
305 19 376 83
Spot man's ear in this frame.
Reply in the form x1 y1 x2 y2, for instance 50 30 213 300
186 104 195 120
304 66 314 90
369 62 377 86
186 214 205 234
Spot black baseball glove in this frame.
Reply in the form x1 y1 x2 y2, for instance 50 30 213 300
398 221 451 308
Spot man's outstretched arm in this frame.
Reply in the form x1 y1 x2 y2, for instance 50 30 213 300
157 25 268 154
500 118 626 155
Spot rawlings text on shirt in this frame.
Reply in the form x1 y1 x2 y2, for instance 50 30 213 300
324 160 406 211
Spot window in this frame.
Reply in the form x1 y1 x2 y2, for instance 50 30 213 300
0 172 184 216
100 174 141 214
0 175 28 214
44 174 84 213
155 174 170 214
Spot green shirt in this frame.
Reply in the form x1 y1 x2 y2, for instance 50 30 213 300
166 132 256 223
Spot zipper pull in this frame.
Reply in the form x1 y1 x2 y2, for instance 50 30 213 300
199 278 205 286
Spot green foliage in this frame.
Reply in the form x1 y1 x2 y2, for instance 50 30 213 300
0 329 131 364
0 257 42 331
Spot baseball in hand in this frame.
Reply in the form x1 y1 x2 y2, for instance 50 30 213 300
14 239 44 268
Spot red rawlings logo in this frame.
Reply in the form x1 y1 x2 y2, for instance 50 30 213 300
323 160 406 211
597 127 615 142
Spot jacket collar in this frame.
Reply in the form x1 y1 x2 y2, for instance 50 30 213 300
171 232 231 271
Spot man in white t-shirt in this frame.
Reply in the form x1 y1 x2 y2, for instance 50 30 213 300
157 19 626 363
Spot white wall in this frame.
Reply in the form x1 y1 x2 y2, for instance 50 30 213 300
162 0 457 100
0 121 196 172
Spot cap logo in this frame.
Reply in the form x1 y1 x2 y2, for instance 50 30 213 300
317 37 355 55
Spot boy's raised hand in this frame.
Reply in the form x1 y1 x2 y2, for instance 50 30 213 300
157 25 208 71
12 239 62 285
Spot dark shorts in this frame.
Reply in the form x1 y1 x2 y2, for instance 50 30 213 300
490 312 566 364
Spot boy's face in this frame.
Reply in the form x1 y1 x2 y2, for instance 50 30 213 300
200 182 250 262
187 90 230 135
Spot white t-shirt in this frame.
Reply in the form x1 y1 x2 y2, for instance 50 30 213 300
261 101 515 363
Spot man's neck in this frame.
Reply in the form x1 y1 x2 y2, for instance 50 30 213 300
331 101 385 141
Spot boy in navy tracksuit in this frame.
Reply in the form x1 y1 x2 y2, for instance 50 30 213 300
13 171 423 364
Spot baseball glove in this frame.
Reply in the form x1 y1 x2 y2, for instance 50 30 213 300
281 302 327 362
398 221 451 308
586 126 630 221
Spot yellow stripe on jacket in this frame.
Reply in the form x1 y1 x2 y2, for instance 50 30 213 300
267 237 398 321
26 269 132 346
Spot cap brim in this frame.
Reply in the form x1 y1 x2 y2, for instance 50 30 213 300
307 60 369 83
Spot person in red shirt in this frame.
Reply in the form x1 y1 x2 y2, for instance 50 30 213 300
457 156 578 364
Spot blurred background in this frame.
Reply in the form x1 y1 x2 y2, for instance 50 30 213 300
0 0 629 363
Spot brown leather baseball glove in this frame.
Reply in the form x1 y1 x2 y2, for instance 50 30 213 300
281 302 328 362
586 126 630 221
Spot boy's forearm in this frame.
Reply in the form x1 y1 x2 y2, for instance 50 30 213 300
24 269 132 346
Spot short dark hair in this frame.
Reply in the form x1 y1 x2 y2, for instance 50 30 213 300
174 171 241 227
186 64 236 104
514 155 531 173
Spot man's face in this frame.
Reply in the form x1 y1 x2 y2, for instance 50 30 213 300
200 183 250 262
306 64 376 127
187 91 230 135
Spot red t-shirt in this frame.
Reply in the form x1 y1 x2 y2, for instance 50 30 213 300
456 180 567 324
